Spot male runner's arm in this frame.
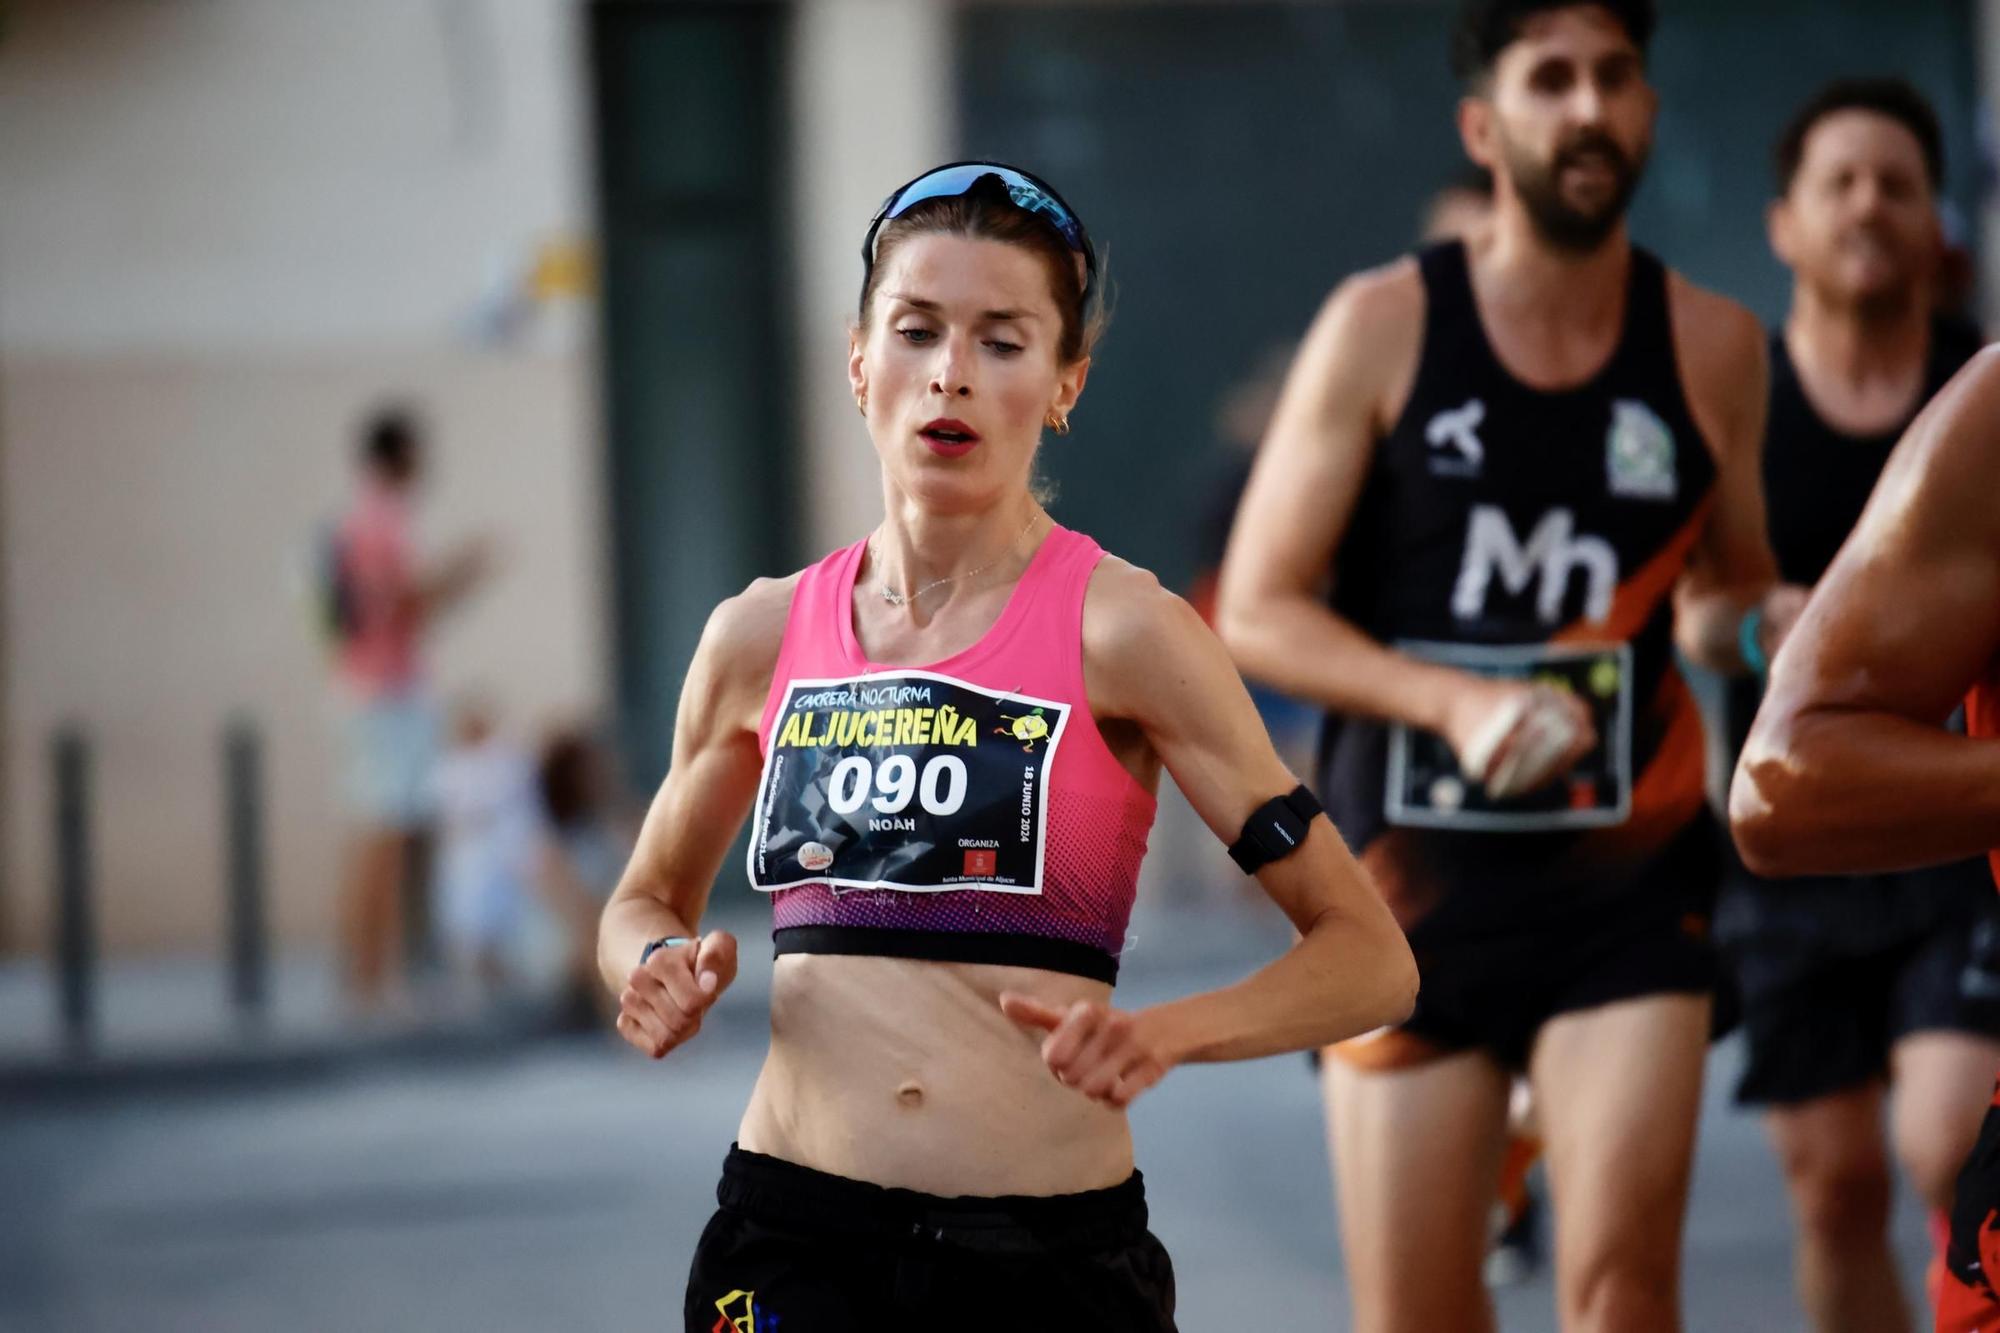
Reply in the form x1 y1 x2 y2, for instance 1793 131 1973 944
999 562 1420 1108
1666 279 1807 673
1215 264 1584 777
1732 348 2000 875
596 578 791 1057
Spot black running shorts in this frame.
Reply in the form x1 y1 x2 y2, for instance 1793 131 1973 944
1329 893 1717 1072
684 1147 1178 1333
1719 858 2000 1107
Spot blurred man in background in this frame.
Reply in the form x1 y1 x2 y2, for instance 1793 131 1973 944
1422 167 1496 246
1219 2 1798 1327
330 406 493 1011
1716 79 1999 1333
1732 343 2000 1333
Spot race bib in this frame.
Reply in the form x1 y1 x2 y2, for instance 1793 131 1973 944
1385 640 1633 831
747 671 1070 894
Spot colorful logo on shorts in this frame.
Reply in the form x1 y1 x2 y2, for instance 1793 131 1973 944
712 1289 780 1333
963 848 998 877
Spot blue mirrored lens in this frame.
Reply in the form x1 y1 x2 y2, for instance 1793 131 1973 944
885 165 1000 216
885 166 1086 255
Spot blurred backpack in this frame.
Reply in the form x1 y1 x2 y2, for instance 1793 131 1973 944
296 519 361 653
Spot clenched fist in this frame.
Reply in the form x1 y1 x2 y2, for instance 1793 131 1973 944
999 993 1171 1110
1443 676 1597 800
617 931 739 1059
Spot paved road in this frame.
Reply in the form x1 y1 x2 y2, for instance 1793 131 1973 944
2 927 1938 1332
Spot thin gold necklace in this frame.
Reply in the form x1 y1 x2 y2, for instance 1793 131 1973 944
874 511 1041 607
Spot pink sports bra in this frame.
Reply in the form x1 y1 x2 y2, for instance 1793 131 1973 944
747 524 1157 983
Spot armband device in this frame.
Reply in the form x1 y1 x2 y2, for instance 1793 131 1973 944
1227 784 1323 874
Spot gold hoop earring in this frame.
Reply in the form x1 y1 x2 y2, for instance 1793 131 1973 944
1047 413 1070 437
856 393 868 417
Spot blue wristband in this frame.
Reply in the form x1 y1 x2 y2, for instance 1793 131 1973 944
1738 605 1769 678
640 935 693 966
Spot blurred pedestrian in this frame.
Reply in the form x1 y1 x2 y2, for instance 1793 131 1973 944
328 405 493 1011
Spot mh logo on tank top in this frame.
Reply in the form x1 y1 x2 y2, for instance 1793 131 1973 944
1448 398 1677 625
1403 399 1680 830
1424 508 1631 831
1453 506 1615 625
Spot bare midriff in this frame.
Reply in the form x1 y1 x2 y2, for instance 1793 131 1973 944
737 954 1134 1197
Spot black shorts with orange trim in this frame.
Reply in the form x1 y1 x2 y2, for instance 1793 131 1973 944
684 1147 1178 1333
1940 1078 2000 1333
1328 819 1719 1073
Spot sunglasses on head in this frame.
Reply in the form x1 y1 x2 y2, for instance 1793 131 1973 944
861 161 1097 301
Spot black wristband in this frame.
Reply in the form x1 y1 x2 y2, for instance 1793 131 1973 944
1227 785 1323 874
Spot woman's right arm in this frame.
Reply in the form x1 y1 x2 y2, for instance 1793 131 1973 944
598 576 793 1058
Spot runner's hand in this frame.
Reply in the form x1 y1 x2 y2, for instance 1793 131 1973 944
1441 676 1597 800
998 993 1168 1110
617 931 738 1059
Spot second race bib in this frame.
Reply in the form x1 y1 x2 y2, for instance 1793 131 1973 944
747 670 1070 895
1385 640 1633 831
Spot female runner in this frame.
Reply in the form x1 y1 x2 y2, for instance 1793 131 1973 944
599 162 1418 1333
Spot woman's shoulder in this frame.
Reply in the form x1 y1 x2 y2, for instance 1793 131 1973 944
1079 550 1210 672
707 535 865 642
699 570 806 687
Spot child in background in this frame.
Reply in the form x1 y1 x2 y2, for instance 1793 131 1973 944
433 698 543 995
536 728 637 1029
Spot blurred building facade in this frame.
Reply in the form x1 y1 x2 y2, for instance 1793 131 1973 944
0 0 1993 957
0 0 610 954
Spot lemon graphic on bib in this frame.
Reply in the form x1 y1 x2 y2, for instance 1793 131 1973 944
996 706 1050 753
1589 656 1622 699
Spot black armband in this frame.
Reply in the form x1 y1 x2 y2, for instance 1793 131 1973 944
1227 784 1323 874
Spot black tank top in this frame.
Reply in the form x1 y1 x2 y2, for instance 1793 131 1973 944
1715 318 1988 944
1764 318 1983 586
1321 241 1718 929
1726 319 1982 757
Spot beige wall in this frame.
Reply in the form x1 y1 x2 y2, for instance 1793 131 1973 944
1 353 608 953
0 0 588 352
0 0 604 955
789 0 953 555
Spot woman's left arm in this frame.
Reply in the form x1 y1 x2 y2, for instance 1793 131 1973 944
998 561 1417 1108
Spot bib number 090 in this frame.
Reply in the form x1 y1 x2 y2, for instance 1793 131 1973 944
824 754 969 818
